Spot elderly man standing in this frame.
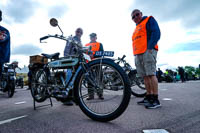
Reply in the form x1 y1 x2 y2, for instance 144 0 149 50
63 28 83 105
131 9 161 109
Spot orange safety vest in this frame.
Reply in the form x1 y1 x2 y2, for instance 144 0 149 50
85 42 101 55
132 16 158 55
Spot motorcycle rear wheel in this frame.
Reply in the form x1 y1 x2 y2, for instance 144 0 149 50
74 59 131 122
128 70 146 97
30 69 48 103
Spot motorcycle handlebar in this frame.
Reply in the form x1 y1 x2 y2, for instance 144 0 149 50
117 55 126 62
121 55 126 60
40 34 67 43
40 36 49 42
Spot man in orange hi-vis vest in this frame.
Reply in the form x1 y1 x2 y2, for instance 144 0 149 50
131 9 161 109
85 33 104 100
85 33 104 59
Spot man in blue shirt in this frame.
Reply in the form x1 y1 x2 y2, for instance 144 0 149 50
0 10 11 78
131 9 161 109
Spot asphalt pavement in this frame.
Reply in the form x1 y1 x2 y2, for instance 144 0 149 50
0 81 200 133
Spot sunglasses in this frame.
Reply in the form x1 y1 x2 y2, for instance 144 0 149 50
132 13 140 19
76 30 83 34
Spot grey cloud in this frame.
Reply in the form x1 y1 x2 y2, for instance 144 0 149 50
131 0 200 29
12 44 42 56
48 4 68 18
2 0 39 23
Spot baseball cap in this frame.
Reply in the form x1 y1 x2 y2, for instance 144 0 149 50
89 33 97 38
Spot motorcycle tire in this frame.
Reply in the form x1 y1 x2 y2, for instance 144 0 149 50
128 70 146 97
21 83 24 89
30 69 48 103
7 80 15 98
74 58 131 122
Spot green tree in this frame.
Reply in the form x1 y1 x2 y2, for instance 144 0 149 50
184 66 195 79
184 66 200 80
184 66 195 75
195 67 200 77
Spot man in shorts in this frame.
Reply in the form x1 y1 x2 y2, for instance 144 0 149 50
131 9 161 109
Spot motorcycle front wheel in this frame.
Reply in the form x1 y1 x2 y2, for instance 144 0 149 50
74 59 131 122
21 82 24 88
7 80 15 98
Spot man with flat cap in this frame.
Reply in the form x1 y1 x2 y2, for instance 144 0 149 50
85 33 104 100
85 33 104 59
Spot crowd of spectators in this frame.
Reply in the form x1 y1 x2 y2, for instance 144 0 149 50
156 66 200 83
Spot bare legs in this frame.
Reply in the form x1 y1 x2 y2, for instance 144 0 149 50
144 75 158 95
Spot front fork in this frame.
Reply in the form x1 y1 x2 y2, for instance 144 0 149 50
80 60 104 90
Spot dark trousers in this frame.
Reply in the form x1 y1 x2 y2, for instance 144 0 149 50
180 74 185 82
87 66 103 97
0 63 3 78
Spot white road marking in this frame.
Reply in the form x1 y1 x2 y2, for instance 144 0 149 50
162 98 172 101
15 101 27 105
143 129 169 133
16 88 28 91
0 115 28 125
160 89 168 91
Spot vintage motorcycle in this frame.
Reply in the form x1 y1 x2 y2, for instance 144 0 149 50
16 76 24 88
115 55 146 97
0 63 17 97
29 18 131 122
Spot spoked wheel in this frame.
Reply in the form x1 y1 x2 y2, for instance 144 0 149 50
74 59 131 122
7 81 15 98
128 70 146 97
21 83 24 88
30 69 48 103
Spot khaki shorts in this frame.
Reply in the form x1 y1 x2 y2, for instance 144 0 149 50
135 49 157 77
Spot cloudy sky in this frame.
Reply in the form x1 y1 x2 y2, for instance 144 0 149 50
0 0 200 70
